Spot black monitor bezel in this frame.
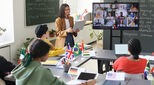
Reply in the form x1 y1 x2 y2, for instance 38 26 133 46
92 2 140 30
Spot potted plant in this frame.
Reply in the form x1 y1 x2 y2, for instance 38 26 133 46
89 27 103 49
89 28 103 41
0 27 6 36
49 29 56 37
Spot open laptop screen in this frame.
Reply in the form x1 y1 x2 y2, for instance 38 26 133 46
115 44 129 55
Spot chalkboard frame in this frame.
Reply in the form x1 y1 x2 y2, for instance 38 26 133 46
26 0 59 26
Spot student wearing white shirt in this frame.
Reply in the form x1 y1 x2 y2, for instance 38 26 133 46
106 12 115 26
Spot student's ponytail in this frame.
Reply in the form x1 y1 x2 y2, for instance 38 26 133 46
133 54 139 59
128 39 141 60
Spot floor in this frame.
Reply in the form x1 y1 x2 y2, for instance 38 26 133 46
80 40 103 73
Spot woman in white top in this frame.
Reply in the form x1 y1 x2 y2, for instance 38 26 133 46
55 4 79 48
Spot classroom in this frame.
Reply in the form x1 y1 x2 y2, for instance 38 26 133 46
0 0 154 85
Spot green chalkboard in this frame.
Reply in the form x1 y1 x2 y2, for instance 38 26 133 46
26 0 59 26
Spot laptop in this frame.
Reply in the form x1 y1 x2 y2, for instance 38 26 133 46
115 44 130 58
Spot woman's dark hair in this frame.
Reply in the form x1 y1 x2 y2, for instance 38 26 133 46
30 39 50 58
128 38 142 59
58 3 69 18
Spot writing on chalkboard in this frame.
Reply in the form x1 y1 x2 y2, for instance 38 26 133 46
123 32 138 37
26 0 59 26
120 0 139 2
140 33 153 37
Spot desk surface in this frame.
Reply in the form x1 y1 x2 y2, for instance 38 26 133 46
92 49 154 63
45 65 106 85
103 79 152 85
47 56 90 67
92 50 116 60
45 56 105 84
45 64 153 85
45 50 154 84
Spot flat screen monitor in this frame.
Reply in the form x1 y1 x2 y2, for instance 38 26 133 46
93 3 139 30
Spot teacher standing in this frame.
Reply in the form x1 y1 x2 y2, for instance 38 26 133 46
55 4 79 48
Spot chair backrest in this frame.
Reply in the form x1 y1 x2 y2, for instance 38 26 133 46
0 78 6 85
125 73 145 80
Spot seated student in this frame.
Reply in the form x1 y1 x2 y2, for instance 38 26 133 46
35 25 65 57
11 39 96 85
0 55 15 85
113 39 147 74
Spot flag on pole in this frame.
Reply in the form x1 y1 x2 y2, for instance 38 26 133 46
73 43 82 56
18 48 27 64
77 40 84 52
144 60 150 79
65 43 74 60
81 40 84 53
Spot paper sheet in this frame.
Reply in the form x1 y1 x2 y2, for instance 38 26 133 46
139 55 154 60
41 60 58 65
67 80 85 85
106 72 125 81
73 20 85 31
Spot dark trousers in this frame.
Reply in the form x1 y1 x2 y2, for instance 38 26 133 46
4 80 15 85
64 33 75 48
98 60 113 74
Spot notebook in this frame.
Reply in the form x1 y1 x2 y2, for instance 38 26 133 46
73 20 85 31
41 60 58 66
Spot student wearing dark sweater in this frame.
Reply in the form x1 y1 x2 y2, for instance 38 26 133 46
11 39 96 85
0 55 15 85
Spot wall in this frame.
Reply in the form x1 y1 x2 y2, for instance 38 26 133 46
76 0 101 14
64 0 101 14
0 0 102 63
8 0 63 63
63 0 78 14
0 0 14 47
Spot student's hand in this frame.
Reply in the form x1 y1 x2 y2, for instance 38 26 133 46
78 79 96 85
50 46 54 50
87 79 96 85
66 27 74 33
76 28 80 32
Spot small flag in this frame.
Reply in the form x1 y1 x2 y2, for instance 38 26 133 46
73 43 82 56
144 60 150 79
18 49 27 64
152 52 154 56
68 67 78 74
81 40 84 53
106 73 116 79
77 41 85 52
65 43 74 60
150 67 154 73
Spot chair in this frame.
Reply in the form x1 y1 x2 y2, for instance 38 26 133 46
0 78 6 85
125 73 145 80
